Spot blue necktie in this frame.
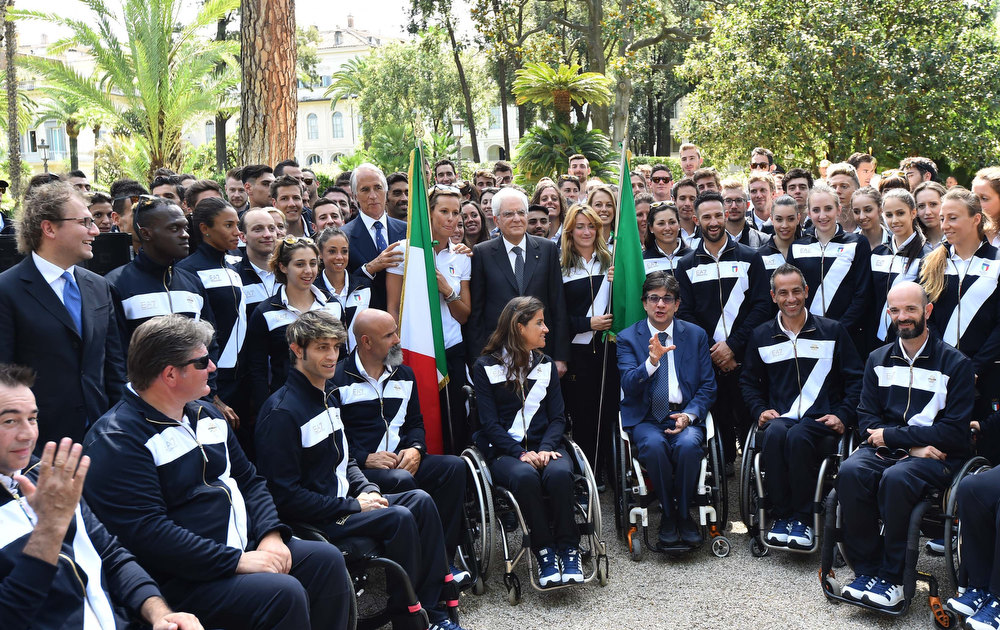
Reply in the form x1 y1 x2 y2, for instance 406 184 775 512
62 271 82 334
373 221 387 253
653 332 671 422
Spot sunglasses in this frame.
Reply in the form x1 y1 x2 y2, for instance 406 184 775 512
875 446 909 462
751 163 770 170
302 178 315 185
433 184 461 193
651 176 672 184
178 354 212 370
282 235 315 246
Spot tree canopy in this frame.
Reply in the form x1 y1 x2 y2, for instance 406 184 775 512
677 0 1000 170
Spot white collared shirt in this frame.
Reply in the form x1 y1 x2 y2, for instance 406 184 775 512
890 231 918 254
357 358 392 396
279 284 329 315
898 336 929 365
644 319 682 405
502 235 528 278
249 260 277 297
1 470 36 524
322 270 350 302
32 251 75 306
776 312 803 342
359 210 389 252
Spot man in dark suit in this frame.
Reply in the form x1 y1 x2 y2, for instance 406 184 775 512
341 163 405 310
0 181 126 450
469 187 570 375
616 271 716 547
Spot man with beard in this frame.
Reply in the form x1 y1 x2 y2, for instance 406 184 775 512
836 281 974 612
333 309 469 586
740 264 862 550
385 172 409 221
527 205 552 238
675 191 770 474
671 177 699 248
720 179 767 248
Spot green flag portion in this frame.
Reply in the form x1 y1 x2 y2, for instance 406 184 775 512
610 150 647 335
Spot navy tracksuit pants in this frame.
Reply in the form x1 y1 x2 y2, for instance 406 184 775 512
629 421 705 522
838 446 953 583
956 466 1000 594
760 417 839 522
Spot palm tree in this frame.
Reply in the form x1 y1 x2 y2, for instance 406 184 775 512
512 62 613 125
13 0 239 178
325 57 368 107
33 97 83 171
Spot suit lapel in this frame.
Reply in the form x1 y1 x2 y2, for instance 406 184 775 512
76 270 97 347
491 239 519 292
19 259 80 338
349 221 376 263
522 237 541 289
388 217 406 243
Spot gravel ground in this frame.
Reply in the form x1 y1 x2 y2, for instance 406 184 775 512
455 476 956 630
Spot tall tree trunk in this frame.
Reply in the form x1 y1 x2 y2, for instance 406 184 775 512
444 16 479 163
584 0 609 133
68 132 79 171
92 123 101 183
5 13 21 204
497 57 510 159
239 0 297 165
215 16 230 174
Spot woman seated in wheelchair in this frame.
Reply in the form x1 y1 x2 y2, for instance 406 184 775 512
472 296 583 588
615 271 717 549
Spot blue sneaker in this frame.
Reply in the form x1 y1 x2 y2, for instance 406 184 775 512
841 574 877 601
949 587 988 617
967 595 1000 630
765 518 791 545
559 547 584 584
536 547 561 588
863 578 904 610
786 520 814 550
430 619 470 630
450 563 471 588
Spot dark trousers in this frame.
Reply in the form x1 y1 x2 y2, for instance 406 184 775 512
760 417 839 521
441 343 469 455
489 448 578 552
565 341 620 478
163 537 351 630
838 446 953 583
956 466 1000 594
629 421 705 521
362 454 466 557
321 489 450 622
710 367 749 464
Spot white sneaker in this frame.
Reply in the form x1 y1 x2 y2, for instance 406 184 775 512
786 521 814 549
863 578 904 610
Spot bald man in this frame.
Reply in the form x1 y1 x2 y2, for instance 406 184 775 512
835 281 974 611
333 309 469 583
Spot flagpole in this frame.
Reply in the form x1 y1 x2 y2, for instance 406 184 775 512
593 132 629 477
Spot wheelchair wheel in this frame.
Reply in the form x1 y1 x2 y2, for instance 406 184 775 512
461 448 495 581
616 427 634 541
503 572 521 606
944 457 992 592
749 535 769 558
611 430 626 538
629 534 643 562
738 425 758 531
712 535 731 558
710 423 729 528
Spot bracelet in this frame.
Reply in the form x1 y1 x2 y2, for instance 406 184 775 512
445 289 460 303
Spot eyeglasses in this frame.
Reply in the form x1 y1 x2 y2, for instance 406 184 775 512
52 216 97 228
178 354 212 370
723 198 747 205
643 295 676 305
651 176 672 184
282 235 315 246
499 210 527 219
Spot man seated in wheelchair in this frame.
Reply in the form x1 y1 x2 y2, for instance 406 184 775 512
838 282 974 611
616 271 717 549
334 309 469 586
472 296 583 588
948 463 1000 629
740 263 863 549
255 311 472 630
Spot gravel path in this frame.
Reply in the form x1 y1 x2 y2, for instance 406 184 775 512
456 476 954 630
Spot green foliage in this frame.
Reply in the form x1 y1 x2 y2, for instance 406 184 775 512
93 135 150 187
0 71 36 134
14 0 240 178
180 134 238 178
677 0 1000 171
427 131 458 165
325 56 367 105
297 26 322 88
513 62 613 124
366 125 416 175
630 155 682 178
513 122 614 187
335 151 371 172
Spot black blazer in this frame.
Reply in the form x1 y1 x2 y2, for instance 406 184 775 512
341 212 406 310
0 257 126 447
468 234 569 362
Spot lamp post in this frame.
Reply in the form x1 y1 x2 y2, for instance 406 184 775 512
38 138 50 174
451 117 464 179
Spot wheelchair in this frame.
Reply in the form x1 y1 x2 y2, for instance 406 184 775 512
289 524 458 630
818 453 992 628
611 412 731 560
461 387 610 605
738 422 852 556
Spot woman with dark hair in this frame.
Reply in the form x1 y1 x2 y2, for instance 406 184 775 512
473 296 582 588
920 187 1000 419
914 181 946 245
386 186 473 454
462 200 489 247
757 195 801 271
176 196 244 423
245 236 343 412
560 203 618 476
852 187 890 250
868 189 931 348
642 201 690 276
314 226 372 351
532 180 568 244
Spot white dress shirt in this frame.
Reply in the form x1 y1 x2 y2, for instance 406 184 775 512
644 319 682 405
32 251 75 306
502 235 528 277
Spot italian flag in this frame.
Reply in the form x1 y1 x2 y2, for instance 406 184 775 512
399 144 449 454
